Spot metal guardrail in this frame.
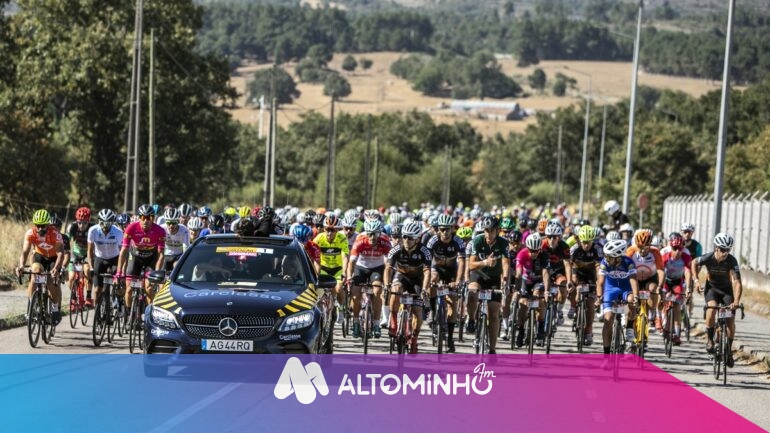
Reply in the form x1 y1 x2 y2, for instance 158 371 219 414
663 192 770 274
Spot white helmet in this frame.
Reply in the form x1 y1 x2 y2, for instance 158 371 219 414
619 223 634 233
388 213 403 226
188 217 205 230
525 233 542 250
544 223 563 237
98 208 116 223
402 221 422 238
603 239 628 258
604 200 620 215
713 232 734 250
681 222 695 232
606 230 621 241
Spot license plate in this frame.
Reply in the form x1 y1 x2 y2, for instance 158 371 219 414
479 291 492 300
202 340 253 352
717 309 733 319
528 300 539 308
578 284 590 293
638 291 650 300
612 306 627 315
437 288 449 297
74 264 83 272
400 296 413 305
363 287 374 295
130 280 143 289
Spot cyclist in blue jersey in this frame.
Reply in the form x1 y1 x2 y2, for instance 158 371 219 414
596 239 639 370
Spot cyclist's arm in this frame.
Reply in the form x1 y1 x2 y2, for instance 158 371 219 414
564 259 574 286
346 255 357 281
501 256 510 287
116 246 129 274
629 276 639 301
53 240 64 274
87 241 95 268
542 267 551 293
422 265 431 293
18 237 31 271
596 273 605 300
690 260 702 290
468 254 487 271
730 269 742 308
383 263 392 287
455 256 465 287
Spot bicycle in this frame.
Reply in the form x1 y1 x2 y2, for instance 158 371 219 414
109 277 126 342
127 274 149 354
543 284 562 355
662 290 686 358
68 260 89 328
390 290 420 368
608 300 630 382
508 286 520 351
523 290 545 363
633 289 651 360
572 282 596 354
93 272 116 347
338 280 352 339
474 287 498 355
457 281 468 343
19 269 56 348
704 304 745 385
431 281 451 355
358 281 377 355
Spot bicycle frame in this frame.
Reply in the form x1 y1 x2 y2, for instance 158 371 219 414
703 304 744 385
20 270 54 348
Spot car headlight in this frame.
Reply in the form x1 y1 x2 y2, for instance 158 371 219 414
279 311 314 332
151 306 180 329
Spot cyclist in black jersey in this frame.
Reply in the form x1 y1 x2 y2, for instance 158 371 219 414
426 214 465 353
692 233 742 366
566 226 603 346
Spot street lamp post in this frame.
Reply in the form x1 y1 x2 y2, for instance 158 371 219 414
564 66 592 220
622 0 644 214
713 0 736 235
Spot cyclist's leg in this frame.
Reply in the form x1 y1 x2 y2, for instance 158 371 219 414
488 287 502 352
388 281 402 337
568 273 580 319
124 255 143 309
369 269 384 326
82 260 93 294
646 279 661 331
466 273 480 332
703 283 719 352
601 287 621 354
553 273 568 323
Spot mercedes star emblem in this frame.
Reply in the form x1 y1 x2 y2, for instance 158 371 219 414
218 317 238 337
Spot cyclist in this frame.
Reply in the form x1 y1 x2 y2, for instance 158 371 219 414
115 213 130 232
117 205 166 309
501 229 523 340
162 208 190 272
603 200 630 231
348 220 391 339
625 229 664 339
681 223 703 259
313 215 350 332
188 217 205 242
467 216 510 355
290 224 321 273
178 203 194 227
384 221 432 354
542 222 572 326
426 214 465 353
692 233 742 367
67 207 94 308
196 206 212 229
567 225 603 346
660 232 692 345
87 209 123 307
514 233 551 348
341 215 359 252
597 239 639 369
15 210 65 325
619 223 634 245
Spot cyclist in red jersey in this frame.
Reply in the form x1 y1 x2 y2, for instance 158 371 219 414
347 220 391 339
117 205 165 307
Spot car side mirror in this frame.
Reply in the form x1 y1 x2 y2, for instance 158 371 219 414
317 274 337 290
147 270 166 285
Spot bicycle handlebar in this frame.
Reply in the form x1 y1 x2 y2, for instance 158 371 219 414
17 269 53 285
703 304 745 320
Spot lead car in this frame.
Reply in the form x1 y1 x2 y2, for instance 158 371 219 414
142 234 336 377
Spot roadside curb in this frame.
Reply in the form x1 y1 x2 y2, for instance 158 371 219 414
694 323 770 370
0 314 26 331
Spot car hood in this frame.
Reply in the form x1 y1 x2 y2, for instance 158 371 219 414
153 281 323 318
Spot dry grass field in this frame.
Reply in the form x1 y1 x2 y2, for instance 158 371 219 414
229 52 724 137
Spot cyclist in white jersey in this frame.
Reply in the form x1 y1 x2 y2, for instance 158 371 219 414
87 209 124 303
162 208 190 273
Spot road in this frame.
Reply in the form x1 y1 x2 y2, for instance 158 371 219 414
1 297 768 431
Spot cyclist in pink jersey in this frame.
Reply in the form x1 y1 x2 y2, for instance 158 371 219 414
117 205 166 308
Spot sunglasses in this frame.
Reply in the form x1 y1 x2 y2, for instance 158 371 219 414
35 224 47 230
717 247 731 253
547 235 560 240
140 215 154 221
167 222 179 226
484 228 496 233
100 221 113 227
343 227 354 231
77 220 89 225
438 227 451 232
325 228 338 232
682 230 693 234
403 236 417 241
528 248 540 253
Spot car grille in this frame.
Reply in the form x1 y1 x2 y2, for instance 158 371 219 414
183 314 275 339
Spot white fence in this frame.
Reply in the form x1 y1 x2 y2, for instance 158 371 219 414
662 192 770 274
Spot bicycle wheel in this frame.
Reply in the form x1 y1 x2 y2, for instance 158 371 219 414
713 330 721 381
69 288 79 329
458 288 466 343
41 294 52 345
527 309 536 356
27 291 42 348
722 326 729 385
664 307 674 358
128 301 141 353
342 291 350 339
362 305 370 355
509 301 519 351
93 294 107 347
545 302 555 355
634 310 647 358
109 297 122 342
437 302 445 355
576 301 585 354
682 309 691 342
612 319 622 381
80 281 89 326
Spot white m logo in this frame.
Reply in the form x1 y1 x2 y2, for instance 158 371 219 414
274 357 329 404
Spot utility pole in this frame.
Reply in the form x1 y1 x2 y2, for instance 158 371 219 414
623 0 644 214
713 0 736 235
124 0 143 212
442 144 452 205
148 28 156 205
364 115 372 208
263 100 272 207
325 95 336 209
270 97 277 207
597 105 608 206
555 124 562 204
371 135 379 209
131 0 144 211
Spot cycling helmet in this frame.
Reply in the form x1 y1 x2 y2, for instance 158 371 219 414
401 221 422 238
436 214 455 227
178 203 194 217
197 206 212 218
500 217 515 231
210 214 225 230
456 226 473 240
537 218 548 233
258 206 275 221
391 225 402 238
223 207 236 218
469 209 482 220
668 232 684 249
363 219 383 234
294 212 306 224
364 209 381 221
388 213 403 226
32 209 51 225
606 230 621 241
603 239 628 258
619 223 634 234
292 224 313 243
578 225 598 242
525 233 542 251
137 204 155 217
544 223 563 237
604 200 620 215
324 215 340 228
480 216 498 230
634 229 653 247
75 207 91 221
507 229 523 243
428 215 439 228
342 215 357 228
474 220 485 236
312 213 326 227
527 218 537 231
651 236 663 249
50 215 63 229
681 222 695 233
187 217 205 230
151 204 161 216
116 213 130 226
98 209 116 223
713 232 734 250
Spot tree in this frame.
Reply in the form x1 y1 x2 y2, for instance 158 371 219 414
307 44 333 66
341 55 358 72
323 73 351 99
360 58 373 70
528 68 547 92
248 67 300 106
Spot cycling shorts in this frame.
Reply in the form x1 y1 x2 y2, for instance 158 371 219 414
352 265 384 286
704 282 734 306
320 265 344 281
469 272 503 303
602 286 633 314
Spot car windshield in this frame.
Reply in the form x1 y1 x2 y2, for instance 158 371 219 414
174 243 307 286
